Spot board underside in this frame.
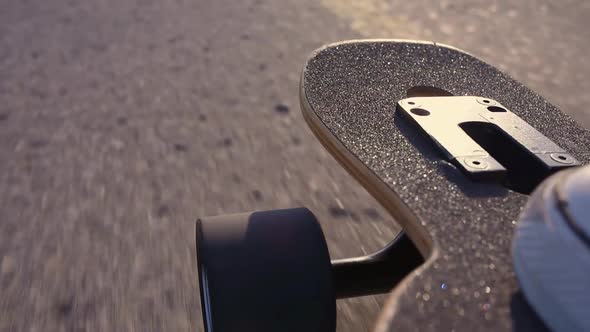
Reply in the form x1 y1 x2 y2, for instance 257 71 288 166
301 40 590 332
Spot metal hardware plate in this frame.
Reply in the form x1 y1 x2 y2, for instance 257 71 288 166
397 96 580 179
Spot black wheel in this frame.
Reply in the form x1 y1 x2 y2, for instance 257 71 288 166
196 208 335 332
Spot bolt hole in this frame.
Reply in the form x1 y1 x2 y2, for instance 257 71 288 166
558 155 567 161
410 108 430 116
483 100 490 103
408 101 415 105
488 106 507 113
472 160 481 165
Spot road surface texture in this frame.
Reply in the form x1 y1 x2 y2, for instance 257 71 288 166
0 0 589 331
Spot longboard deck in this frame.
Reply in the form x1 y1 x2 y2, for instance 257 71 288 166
300 40 590 331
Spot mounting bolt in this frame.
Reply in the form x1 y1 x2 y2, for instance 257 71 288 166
464 157 488 169
550 153 575 165
403 99 421 108
476 98 497 106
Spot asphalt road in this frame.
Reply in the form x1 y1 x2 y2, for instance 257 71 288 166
1 1 589 331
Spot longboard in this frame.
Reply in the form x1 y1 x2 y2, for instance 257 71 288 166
300 40 590 331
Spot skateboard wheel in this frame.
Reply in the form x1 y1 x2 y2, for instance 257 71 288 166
196 208 335 332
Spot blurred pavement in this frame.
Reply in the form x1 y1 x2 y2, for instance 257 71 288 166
0 0 589 331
